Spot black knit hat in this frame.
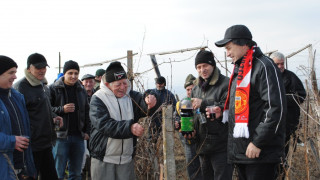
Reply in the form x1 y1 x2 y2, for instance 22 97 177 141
63 60 79 74
0 55 18 75
156 76 166 85
105 61 127 83
184 74 196 89
195 50 216 68
215 25 252 47
27 53 49 69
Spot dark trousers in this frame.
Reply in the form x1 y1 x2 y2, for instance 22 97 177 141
33 147 58 180
236 163 279 180
199 152 233 180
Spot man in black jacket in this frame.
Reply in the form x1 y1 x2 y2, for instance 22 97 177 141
215 25 286 180
49 60 90 180
189 50 232 180
14 53 62 180
89 62 158 180
271 52 306 155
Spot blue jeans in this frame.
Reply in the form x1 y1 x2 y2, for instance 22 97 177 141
179 133 202 180
52 135 84 180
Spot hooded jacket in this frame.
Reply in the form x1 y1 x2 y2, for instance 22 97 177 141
191 67 230 154
89 77 158 163
13 69 56 151
227 47 286 164
49 77 90 138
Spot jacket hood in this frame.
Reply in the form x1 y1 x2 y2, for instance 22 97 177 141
24 68 48 86
194 67 221 86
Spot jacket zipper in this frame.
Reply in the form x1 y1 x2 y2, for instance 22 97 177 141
8 90 26 169
117 98 124 165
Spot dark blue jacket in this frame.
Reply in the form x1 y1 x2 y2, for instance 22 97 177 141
0 88 37 179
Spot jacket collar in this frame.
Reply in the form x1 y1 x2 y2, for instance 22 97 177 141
24 69 48 87
194 67 221 86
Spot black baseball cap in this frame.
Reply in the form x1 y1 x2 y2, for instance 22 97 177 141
215 25 252 47
27 53 50 69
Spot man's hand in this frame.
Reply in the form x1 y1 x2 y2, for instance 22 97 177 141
174 121 180 129
246 142 261 158
191 98 202 109
84 133 90 140
53 116 64 127
64 103 75 113
131 123 144 137
205 106 222 120
15 136 30 152
145 94 157 109
183 130 196 139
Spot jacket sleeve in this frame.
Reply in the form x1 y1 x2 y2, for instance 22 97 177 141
0 133 16 152
90 95 134 139
49 84 65 115
252 58 286 148
286 72 306 106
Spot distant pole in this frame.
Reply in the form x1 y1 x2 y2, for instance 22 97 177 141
127 50 133 88
150 55 161 78
285 57 288 70
59 52 61 74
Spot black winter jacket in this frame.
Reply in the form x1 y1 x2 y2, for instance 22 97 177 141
13 70 56 151
227 47 287 164
191 67 230 154
282 69 306 134
49 77 90 138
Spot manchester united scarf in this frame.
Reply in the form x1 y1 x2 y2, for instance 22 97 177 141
222 46 255 138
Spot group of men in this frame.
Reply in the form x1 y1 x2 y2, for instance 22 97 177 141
0 24 306 180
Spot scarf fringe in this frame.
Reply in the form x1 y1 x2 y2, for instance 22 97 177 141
233 123 249 138
222 110 229 123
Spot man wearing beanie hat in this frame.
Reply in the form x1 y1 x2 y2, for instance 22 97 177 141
0 55 37 179
49 60 90 180
215 25 286 179
186 49 232 179
14 53 61 180
89 61 158 180
94 69 105 91
174 74 202 180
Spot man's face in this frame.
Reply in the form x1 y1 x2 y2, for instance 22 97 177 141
225 42 249 63
156 83 165 90
272 57 285 73
106 78 128 98
28 65 47 81
0 67 17 89
196 63 214 80
82 78 95 91
64 69 79 86
186 84 194 98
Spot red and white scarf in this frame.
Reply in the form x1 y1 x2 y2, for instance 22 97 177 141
222 46 255 138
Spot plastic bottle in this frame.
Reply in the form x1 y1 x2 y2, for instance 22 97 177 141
180 97 194 136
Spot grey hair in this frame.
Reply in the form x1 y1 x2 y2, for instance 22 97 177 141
270 52 285 61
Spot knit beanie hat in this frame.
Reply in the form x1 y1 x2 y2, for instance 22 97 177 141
63 60 79 74
184 74 196 89
95 69 106 76
27 53 49 69
105 61 127 83
195 50 216 68
156 76 166 86
0 55 18 75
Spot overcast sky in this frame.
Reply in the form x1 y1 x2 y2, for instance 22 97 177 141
1 0 319 97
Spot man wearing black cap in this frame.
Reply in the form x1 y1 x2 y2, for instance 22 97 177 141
14 53 63 180
89 61 158 180
94 69 105 91
49 60 90 180
188 49 232 180
81 74 96 102
0 55 37 179
215 25 286 179
152 76 176 109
